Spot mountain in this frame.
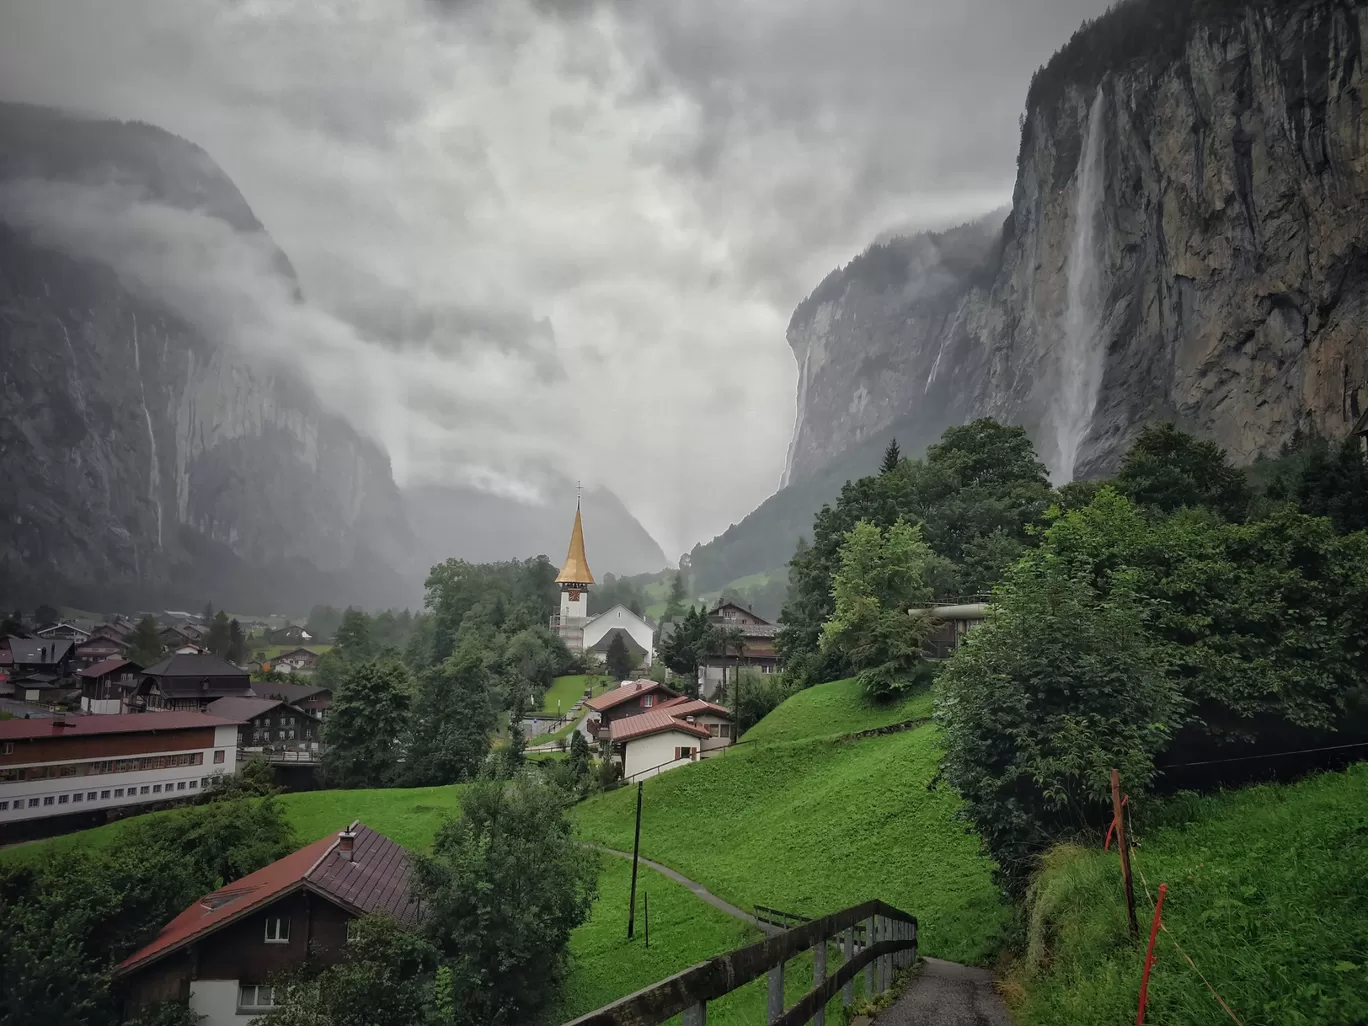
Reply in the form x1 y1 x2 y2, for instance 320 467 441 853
0 103 418 613
689 0 1368 592
404 480 667 580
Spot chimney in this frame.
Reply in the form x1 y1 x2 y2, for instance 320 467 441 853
338 831 355 861
53 712 69 728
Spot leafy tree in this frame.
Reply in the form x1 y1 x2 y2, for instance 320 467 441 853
199 755 278 803
334 607 374 661
568 728 592 785
502 685 528 777
1292 436 1368 534
323 660 412 788
260 915 440 1026
820 520 936 700
1115 421 1251 521
880 437 901 474
414 774 599 1025
604 632 634 680
406 643 494 786
715 625 746 705
732 670 791 735
0 613 24 637
587 573 648 617
33 603 59 625
659 606 714 688
227 617 246 664
126 1001 204 1026
937 558 1181 881
127 613 165 666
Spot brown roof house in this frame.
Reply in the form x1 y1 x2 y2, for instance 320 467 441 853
698 602 779 699
583 679 679 742
206 697 323 762
116 822 420 1026
138 655 254 712
77 657 144 714
254 681 333 720
609 696 735 782
271 647 321 674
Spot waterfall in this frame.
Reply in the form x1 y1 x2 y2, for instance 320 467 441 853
1052 86 1108 484
131 312 164 550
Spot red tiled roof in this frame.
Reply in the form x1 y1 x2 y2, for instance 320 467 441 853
77 657 137 679
584 679 676 713
116 822 419 977
665 698 733 720
655 695 690 709
610 708 712 743
0 711 240 740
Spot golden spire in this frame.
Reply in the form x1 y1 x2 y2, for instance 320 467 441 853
555 499 595 586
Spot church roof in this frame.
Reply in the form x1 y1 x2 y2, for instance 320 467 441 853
555 505 595 586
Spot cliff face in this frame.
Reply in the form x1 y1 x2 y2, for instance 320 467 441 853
785 0 1368 486
0 104 417 611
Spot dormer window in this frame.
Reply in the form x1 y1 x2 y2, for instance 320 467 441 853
264 916 290 943
642 694 655 708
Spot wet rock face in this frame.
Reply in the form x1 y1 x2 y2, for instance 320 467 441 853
0 105 414 610
785 0 1368 486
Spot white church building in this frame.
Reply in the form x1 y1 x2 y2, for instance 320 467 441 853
550 502 655 668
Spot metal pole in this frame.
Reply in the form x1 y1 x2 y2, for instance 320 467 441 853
1111 768 1139 937
627 780 643 939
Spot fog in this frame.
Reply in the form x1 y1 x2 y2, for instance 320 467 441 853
0 0 1110 556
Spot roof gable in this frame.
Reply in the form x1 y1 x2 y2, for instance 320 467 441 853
610 708 712 743
10 638 74 663
583 678 677 713
143 653 249 678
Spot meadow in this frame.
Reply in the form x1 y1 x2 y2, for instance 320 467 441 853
740 676 933 744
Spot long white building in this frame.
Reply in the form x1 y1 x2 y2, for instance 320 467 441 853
0 712 240 839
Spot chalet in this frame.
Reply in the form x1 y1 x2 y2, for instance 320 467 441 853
919 603 990 659
272 647 320 674
697 603 779 697
73 633 127 669
205 697 323 760
584 679 680 742
266 625 312 646
158 625 198 650
36 621 93 642
0 712 240 840
77 658 144 714
609 697 735 781
139 654 254 712
115 823 419 1026
10 638 75 679
582 605 656 670
253 681 333 720
90 621 135 644
9 673 76 707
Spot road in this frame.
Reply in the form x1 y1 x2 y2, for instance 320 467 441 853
872 958 1011 1026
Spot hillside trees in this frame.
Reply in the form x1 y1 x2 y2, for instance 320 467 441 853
1114 421 1251 520
205 610 231 657
658 606 714 693
604 632 634 681
126 613 165 666
406 642 495 786
323 660 413 788
820 520 936 700
415 773 598 1025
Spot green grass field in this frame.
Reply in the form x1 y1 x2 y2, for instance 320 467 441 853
1012 763 1368 1026
541 674 613 715
740 677 933 744
574 718 1008 965
529 715 584 746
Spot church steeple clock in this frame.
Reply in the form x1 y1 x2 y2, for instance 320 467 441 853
554 496 594 643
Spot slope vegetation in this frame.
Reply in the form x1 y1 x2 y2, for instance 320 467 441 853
1014 764 1368 1025
741 677 933 744
575 687 1007 966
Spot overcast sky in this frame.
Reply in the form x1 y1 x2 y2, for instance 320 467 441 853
0 0 1108 558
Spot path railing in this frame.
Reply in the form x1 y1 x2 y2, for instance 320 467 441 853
560 899 917 1026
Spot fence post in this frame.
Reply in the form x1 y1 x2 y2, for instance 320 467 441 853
843 926 854 1007
682 1002 707 1026
881 917 891 992
767 959 785 1024
865 916 877 997
813 933 827 1026
1111 768 1139 937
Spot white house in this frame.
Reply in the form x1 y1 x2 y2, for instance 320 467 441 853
608 696 736 781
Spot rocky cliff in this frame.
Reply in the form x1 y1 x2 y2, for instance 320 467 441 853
0 103 417 612
785 0 1368 486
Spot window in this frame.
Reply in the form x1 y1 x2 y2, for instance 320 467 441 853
0 801 8 811
346 919 360 943
114 788 124 797
642 694 655 709
278 731 286 740
43 796 54 806
238 985 277 1012
72 793 83 803
101 790 110 799
707 723 720 737
139 785 150 795
1 742 11 755
674 747 697 761
87 791 96 800
28 798 39 808
287 730 295 740
152 784 162 793
213 750 225 764
264 917 290 944
58 794 69 804
177 781 186 791
719 724 733 739
188 780 197 789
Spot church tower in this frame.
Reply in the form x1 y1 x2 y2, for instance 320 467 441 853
553 499 595 650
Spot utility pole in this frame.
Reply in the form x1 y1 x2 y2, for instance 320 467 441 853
1111 768 1139 937
627 780 643 939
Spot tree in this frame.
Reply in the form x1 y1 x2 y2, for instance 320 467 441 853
881 437 901 474
502 685 528 777
605 632 634 680
414 774 599 1025
662 569 689 623
33 603 59 626
127 614 165 666
820 520 936 700
937 557 1181 881
227 618 246 664
405 642 494 786
659 606 714 689
733 669 790 735
716 626 746 707
1293 436 1368 534
568 728 591 786
205 610 231 658
306 603 346 643
335 607 374 661
0 613 23 637
323 660 412 788
1115 421 1251 521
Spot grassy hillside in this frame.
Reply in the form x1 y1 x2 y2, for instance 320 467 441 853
574 718 1008 965
741 678 933 744
1013 764 1368 1026
541 674 613 715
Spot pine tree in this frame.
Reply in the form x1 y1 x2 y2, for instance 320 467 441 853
881 438 902 474
605 633 634 680
334 608 373 660
206 611 231 658
227 619 246 665
202 602 214 625
662 570 689 623
127 614 165 666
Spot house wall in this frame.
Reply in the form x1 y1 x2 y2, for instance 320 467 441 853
188 979 238 1026
622 730 701 781
582 607 654 666
686 712 734 754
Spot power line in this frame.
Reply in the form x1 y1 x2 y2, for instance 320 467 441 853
1165 739 1368 768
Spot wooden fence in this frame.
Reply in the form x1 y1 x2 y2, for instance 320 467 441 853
560 899 917 1026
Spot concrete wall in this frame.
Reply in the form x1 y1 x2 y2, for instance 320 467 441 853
188 979 239 1026
622 730 700 781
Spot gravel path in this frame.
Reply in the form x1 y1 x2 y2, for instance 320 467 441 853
873 958 1011 1026
594 846 780 934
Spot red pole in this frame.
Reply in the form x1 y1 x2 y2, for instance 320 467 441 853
1135 883 1168 1026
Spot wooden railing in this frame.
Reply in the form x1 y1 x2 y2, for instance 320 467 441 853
561 899 917 1026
